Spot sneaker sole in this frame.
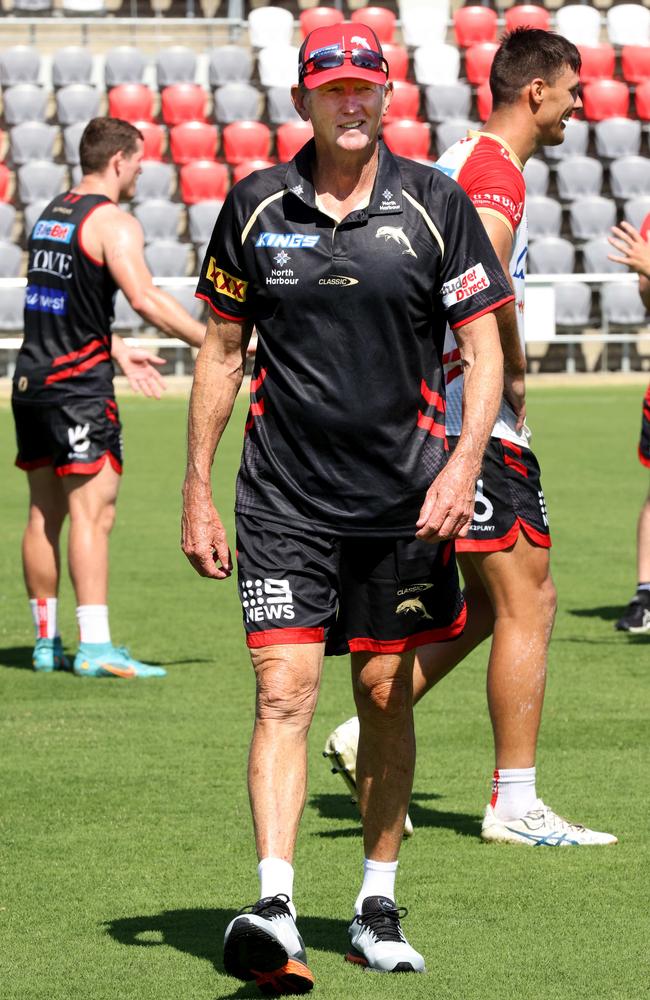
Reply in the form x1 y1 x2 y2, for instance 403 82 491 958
345 949 422 973
481 828 617 846
224 921 314 994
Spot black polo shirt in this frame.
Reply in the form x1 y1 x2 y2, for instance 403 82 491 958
196 139 513 537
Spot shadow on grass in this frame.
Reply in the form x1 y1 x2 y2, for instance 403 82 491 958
568 605 622 623
309 792 481 839
104 907 345 997
0 645 212 671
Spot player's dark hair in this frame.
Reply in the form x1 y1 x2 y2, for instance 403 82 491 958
79 117 144 174
490 28 581 108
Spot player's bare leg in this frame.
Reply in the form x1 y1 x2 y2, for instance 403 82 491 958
616 486 650 633
62 460 120 605
23 467 68 670
638 490 650 582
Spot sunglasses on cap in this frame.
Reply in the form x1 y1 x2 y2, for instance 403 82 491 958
300 46 389 80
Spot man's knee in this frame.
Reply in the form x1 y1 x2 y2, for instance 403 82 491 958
252 649 320 725
355 661 413 720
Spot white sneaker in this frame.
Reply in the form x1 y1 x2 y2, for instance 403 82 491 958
323 717 414 837
481 800 618 846
346 895 426 973
223 894 314 994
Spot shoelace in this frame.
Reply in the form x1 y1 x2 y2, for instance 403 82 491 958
354 903 408 943
238 893 292 920
531 805 585 834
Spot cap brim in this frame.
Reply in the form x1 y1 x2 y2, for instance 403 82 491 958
302 64 387 90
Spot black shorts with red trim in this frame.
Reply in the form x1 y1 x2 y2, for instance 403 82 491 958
235 514 466 654
12 396 123 476
639 384 650 469
449 436 551 553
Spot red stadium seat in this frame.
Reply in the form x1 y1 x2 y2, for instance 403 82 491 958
180 160 229 204
222 120 271 165
622 45 650 85
108 83 154 123
504 4 550 32
476 81 492 122
453 6 497 47
578 44 615 83
276 120 313 162
383 80 420 123
133 120 164 161
161 84 207 127
382 43 409 82
299 6 344 38
582 80 629 122
350 7 396 44
169 121 218 165
465 42 499 86
635 80 650 121
0 162 10 202
382 120 430 160
233 159 275 184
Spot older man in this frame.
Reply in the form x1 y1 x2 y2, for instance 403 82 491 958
182 23 510 990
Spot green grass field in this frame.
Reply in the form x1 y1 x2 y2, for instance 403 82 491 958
1 384 649 1000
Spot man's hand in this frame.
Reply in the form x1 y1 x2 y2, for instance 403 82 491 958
181 482 233 579
608 222 650 277
416 455 478 542
116 347 167 398
504 368 526 432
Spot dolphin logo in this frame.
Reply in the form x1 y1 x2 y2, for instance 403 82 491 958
376 226 417 258
396 598 433 620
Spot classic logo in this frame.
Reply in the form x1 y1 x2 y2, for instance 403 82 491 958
241 578 295 623
396 583 433 597
207 259 248 303
376 225 417 258
255 233 320 249
318 275 359 286
396 597 433 620
33 220 76 244
25 285 68 316
472 479 494 530
30 249 73 280
441 263 490 308
67 423 90 454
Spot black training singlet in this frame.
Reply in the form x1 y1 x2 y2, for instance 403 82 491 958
13 192 117 403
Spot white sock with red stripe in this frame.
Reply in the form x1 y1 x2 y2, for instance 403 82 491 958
490 767 537 821
355 858 398 913
258 857 296 917
76 605 111 645
30 598 58 640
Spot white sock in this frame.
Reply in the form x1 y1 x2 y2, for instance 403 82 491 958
76 605 111 645
355 858 398 914
258 858 296 916
30 598 58 640
491 767 537 821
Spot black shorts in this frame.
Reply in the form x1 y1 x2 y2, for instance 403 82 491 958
235 514 466 654
449 436 551 553
12 396 123 477
639 384 650 469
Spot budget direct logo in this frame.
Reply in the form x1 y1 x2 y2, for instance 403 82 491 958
33 220 76 244
441 263 490 308
25 285 68 316
206 258 248 303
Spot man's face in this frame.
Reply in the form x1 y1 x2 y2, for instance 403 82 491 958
538 65 582 146
295 79 390 155
117 140 144 199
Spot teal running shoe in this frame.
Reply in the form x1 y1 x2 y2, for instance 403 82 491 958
33 637 69 673
73 643 166 679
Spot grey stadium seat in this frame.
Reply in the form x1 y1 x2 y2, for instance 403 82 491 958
9 122 58 165
56 85 100 126
0 286 25 331
594 118 641 160
609 156 650 200
133 199 183 241
166 286 204 319
63 121 88 165
527 236 575 275
0 46 40 87
0 203 17 240
582 237 627 274
208 46 253 87
544 117 588 161
522 158 550 197
112 290 143 332
144 239 192 277
568 196 617 240
104 47 147 87
133 161 174 203
156 47 197 88
423 83 471 124
17 161 67 204
601 283 647 325
624 196 650 230
556 156 603 200
436 119 474 155
0 240 23 277
9 0 52 11
52 47 93 88
266 87 300 125
188 199 223 244
3 85 48 126
526 196 563 239
197 241 209 267
554 283 592 327
23 199 51 237
213 82 261 124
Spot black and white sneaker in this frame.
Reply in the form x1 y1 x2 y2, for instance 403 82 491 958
223 894 314 995
615 590 650 634
346 895 425 973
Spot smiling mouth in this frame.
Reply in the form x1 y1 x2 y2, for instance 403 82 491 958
339 120 364 130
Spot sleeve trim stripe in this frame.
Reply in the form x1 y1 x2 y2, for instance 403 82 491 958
402 189 445 258
450 293 515 330
195 292 246 323
240 189 286 245
476 207 514 237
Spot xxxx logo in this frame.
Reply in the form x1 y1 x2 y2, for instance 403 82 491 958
207 258 248 303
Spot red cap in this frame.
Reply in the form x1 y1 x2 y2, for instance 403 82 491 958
299 22 388 90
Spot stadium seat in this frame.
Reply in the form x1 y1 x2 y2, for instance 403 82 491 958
8 0 52 11
465 43 499 86
527 195 563 239
527 236 575 274
144 239 192 277
208 46 253 87
156 47 197 89
56 84 100 127
578 44 615 84
607 4 650 47
166 286 204 320
556 156 603 199
232 159 275 184
634 80 650 121
61 0 105 12
214 82 261 124
401 5 447 47
476 81 492 122
188 199 223 243
133 161 174 203
424 82 471 124
52 47 93 88
383 80 420 123
108 83 154 123
523 157 550 197
413 44 461 86
382 120 431 160
17 161 67 204
594 117 641 159
554 282 592 327
112 290 143 332
169 121 219 165
180 160 229 204
453 6 497 47
569 196 617 240
0 202 16 240
9 122 57 165
258 46 300 89
610 156 650 200
0 46 40 87
582 80 630 122
104 47 146 87
276 120 313 161
544 116 589 161
382 43 409 83
555 5 601 46
601 283 647 325
3 84 48 126
0 286 25 331
624 195 650 229
504 5 550 32
133 199 182 241
23 199 50 234
299 7 345 37
222 120 271 165
266 87 301 125
436 118 475 154
582 236 627 274
0 163 10 202
350 7 396 43
622 46 650 86
248 7 294 49
161 84 207 127
63 121 88 165
133 120 165 161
